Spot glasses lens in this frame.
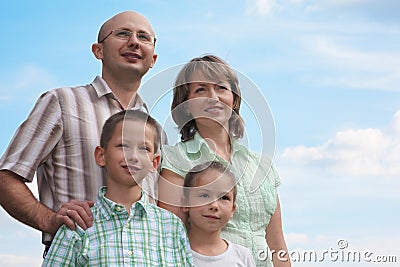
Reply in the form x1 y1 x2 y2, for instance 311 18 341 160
113 29 132 39
137 32 153 44
112 29 154 44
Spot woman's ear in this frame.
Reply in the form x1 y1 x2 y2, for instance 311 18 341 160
94 146 106 167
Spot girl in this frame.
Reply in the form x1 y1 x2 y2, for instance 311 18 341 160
183 161 255 266
158 54 290 267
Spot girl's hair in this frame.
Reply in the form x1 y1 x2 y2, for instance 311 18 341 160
183 161 237 203
171 54 245 142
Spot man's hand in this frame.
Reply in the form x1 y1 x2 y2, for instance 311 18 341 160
45 200 95 234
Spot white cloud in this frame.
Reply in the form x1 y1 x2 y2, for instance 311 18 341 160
301 36 400 91
246 0 276 16
0 255 42 267
281 111 400 177
0 64 56 104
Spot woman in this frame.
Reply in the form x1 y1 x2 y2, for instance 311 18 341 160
158 55 290 267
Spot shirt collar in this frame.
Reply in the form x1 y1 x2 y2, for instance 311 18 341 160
97 187 149 220
186 132 246 155
91 76 148 112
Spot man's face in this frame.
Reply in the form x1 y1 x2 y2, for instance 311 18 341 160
95 11 157 79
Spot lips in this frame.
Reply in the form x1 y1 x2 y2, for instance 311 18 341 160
203 214 219 220
121 52 142 60
204 105 224 113
123 164 141 173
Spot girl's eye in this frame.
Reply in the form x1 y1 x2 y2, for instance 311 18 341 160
119 143 129 148
220 195 231 201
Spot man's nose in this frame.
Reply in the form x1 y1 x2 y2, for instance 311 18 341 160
127 33 140 47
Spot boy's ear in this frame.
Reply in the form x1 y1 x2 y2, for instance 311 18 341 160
94 146 106 167
150 153 161 171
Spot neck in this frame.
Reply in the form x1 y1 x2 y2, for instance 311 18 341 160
197 125 232 162
188 228 227 256
105 183 142 214
102 74 142 109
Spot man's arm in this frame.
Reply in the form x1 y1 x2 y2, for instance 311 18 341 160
0 170 94 234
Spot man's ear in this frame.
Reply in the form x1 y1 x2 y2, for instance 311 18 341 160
150 53 158 68
94 146 106 167
92 43 104 60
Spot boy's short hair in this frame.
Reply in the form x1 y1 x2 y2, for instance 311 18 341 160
183 161 237 202
100 110 161 151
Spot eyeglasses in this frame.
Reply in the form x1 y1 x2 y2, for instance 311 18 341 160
99 29 156 45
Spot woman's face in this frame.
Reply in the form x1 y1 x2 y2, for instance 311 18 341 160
185 70 234 130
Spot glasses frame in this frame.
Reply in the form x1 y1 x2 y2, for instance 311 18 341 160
99 29 156 45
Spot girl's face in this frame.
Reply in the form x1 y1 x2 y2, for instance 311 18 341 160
184 169 236 234
185 70 234 130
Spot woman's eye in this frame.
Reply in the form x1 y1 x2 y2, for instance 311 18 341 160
194 87 206 93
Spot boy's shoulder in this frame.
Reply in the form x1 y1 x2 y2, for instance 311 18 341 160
147 202 182 221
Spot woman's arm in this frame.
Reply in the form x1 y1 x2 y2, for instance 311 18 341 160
157 169 187 223
265 196 291 267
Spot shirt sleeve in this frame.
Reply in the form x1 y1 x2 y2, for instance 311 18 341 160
41 225 83 266
0 91 63 182
160 145 188 178
176 221 194 266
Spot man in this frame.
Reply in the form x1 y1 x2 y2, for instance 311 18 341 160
0 11 158 254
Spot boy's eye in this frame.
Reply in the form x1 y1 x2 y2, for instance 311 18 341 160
119 143 129 148
198 193 209 198
139 145 151 152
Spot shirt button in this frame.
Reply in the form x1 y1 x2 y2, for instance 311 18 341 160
125 223 130 228
115 206 122 212
127 251 133 256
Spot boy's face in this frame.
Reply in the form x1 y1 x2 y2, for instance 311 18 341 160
184 169 236 234
95 120 160 187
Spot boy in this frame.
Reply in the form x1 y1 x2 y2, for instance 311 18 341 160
42 110 192 266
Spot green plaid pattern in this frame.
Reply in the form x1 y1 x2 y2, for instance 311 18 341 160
42 187 193 266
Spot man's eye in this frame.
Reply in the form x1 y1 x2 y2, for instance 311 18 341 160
115 30 131 38
137 32 151 42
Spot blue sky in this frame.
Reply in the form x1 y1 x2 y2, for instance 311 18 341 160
1 0 399 266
